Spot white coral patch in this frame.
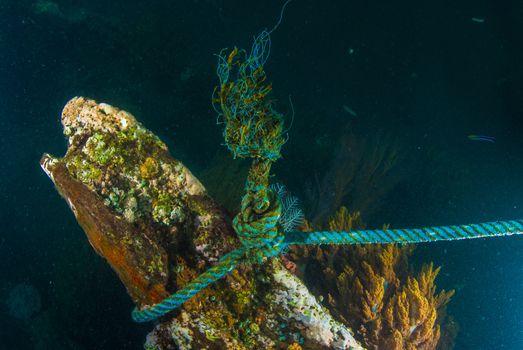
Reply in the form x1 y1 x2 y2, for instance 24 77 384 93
272 266 363 350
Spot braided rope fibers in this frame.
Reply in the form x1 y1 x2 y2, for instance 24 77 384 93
132 217 523 322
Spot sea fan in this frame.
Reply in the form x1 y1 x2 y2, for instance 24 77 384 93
271 183 304 232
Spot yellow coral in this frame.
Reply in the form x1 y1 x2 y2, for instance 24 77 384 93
287 343 302 350
378 262 452 349
139 157 159 179
288 207 456 350
327 206 363 231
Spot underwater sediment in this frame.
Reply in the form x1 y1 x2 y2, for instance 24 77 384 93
41 97 366 349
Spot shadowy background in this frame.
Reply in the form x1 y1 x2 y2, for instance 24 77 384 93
1 0 522 348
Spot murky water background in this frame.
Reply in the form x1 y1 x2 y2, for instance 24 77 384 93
1 1 523 348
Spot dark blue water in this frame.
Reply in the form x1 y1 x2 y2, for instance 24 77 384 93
1 0 522 349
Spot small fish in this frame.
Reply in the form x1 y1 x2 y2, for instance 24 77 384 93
342 104 358 117
468 134 496 143
471 17 485 23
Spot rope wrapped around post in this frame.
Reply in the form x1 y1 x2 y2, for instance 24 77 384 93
132 216 523 322
131 247 249 323
133 26 287 323
130 25 523 323
233 183 285 263
132 176 285 322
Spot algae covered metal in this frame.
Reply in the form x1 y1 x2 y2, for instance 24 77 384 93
41 96 364 349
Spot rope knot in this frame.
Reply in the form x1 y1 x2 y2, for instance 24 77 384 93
233 188 285 263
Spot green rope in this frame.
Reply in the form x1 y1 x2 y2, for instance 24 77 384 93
132 186 286 323
283 219 523 245
131 246 249 322
133 163 286 322
132 217 523 322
